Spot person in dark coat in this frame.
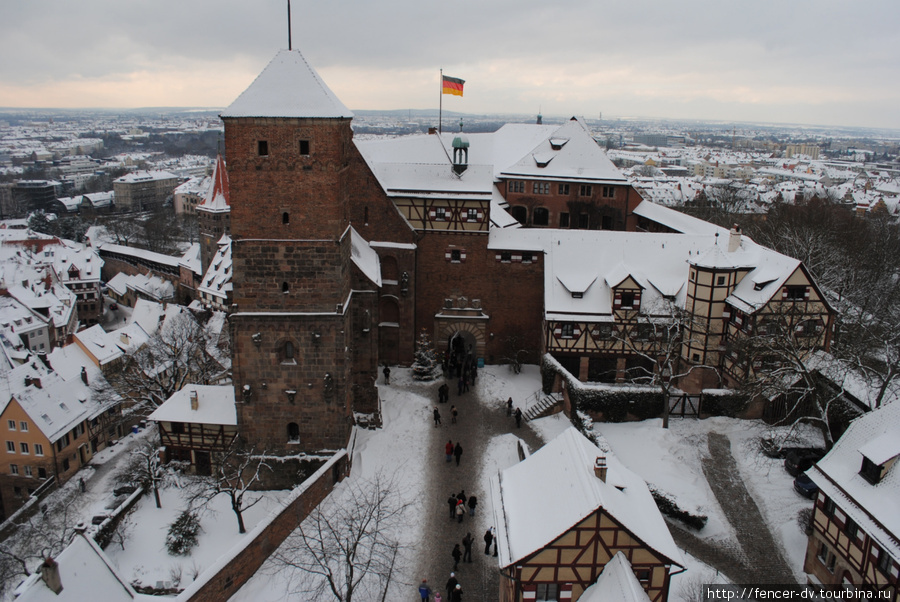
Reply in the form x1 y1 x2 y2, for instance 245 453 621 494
462 532 473 563
446 573 458 600
445 439 454 463
451 583 463 602
418 579 432 602
514 407 523 428
433 407 442 427
467 494 477 517
453 442 463 466
451 543 462 570
484 528 494 554
506 397 513 416
456 490 467 505
448 493 458 519
382 365 391 385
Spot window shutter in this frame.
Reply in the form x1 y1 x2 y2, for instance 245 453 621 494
782 288 789 299
614 292 622 309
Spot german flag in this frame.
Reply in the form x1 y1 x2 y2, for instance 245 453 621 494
442 75 465 97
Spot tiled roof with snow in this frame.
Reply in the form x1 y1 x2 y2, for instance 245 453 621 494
198 238 232 301
128 299 165 335
221 49 352 119
99 243 181 268
198 154 230 212
179 242 201 275
808 401 900 561
491 427 683 568
632 201 726 236
579 552 651 602
149 384 236 426
113 170 178 183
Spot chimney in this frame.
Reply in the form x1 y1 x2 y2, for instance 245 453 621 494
120 332 130 345
80 366 88 385
40 557 63 595
25 376 32 387
32 378 42 389
594 456 608 482
727 224 741 253
189 390 199 411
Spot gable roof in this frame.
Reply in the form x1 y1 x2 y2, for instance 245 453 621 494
579 552 652 602
198 154 230 212
808 401 900 561
490 427 683 568
148 384 236 426
221 49 352 119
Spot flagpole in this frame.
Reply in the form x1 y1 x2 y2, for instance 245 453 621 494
439 68 443 135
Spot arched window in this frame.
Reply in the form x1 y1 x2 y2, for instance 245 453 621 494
282 282 289 294
282 340 296 364
533 207 549 226
511 206 527 225
287 423 300 443
282 212 290 225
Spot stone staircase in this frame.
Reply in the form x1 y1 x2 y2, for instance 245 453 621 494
523 391 562 422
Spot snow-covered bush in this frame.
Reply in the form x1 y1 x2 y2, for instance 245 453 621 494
165 511 201 556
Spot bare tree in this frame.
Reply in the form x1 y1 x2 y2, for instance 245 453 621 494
101 308 224 418
270 473 410 602
613 299 715 428
187 440 271 534
115 436 166 508
0 488 84 596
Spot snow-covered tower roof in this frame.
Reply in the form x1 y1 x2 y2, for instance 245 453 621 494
198 154 230 212
220 49 352 119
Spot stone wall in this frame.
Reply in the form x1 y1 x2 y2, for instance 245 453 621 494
179 450 349 602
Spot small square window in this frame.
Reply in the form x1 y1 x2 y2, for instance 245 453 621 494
435 207 447 221
20 443 28 455
19 422 27 432
7 420 15 431
450 250 461 263
34 444 43 456
717 276 726 286
580 185 592 197
560 324 575 338
24 466 32 477
558 184 570 195
258 140 269 156
299 140 310 155
877 549 892 575
10 464 18 475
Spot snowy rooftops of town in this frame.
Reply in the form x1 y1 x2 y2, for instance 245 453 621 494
148 384 236 426
221 49 352 120
490 426 684 568
113 170 178 183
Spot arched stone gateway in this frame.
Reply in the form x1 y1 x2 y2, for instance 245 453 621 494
435 319 487 364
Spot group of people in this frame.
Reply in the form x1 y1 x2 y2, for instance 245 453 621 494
447 490 477 523
418 573 463 602
433 404 460 427
444 440 464 466
506 397 524 428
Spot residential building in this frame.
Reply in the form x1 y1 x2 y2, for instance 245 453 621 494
490 427 684 602
804 402 900 596
112 170 179 212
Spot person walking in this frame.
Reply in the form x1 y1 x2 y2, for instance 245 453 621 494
455 500 465 523
506 397 513 416
439 382 449 403
448 493 458 519
450 583 463 602
514 407 523 428
382 365 391 385
462 532 473 563
418 579 432 602
445 439 454 463
457 376 464 396
446 573 458 601
456 490 467 505
462 375 469 393
450 405 458 424
453 442 463 466
492 526 498 556
433 407 442 427
484 528 494 554
467 494 477 517
451 543 462 570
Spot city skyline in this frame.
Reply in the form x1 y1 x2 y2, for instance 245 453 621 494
1 1 899 130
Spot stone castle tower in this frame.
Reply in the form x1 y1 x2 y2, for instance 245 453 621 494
221 49 378 455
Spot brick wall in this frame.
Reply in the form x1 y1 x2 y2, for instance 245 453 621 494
179 450 349 602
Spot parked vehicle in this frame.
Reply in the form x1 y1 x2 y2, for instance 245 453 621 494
113 484 137 497
793 473 819 498
784 449 825 476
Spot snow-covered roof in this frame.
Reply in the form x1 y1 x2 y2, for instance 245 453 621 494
221 49 352 119
579 552 651 602
808 401 900 561
198 154 230 212
14 532 139 602
113 170 177 183
148 384 236 426
128 299 165 335
74 324 124 367
198 237 232 301
491 427 683 569
348 227 381 287
632 200 726 236
179 242 201 275
499 119 626 184
126 272 175 302
99 244 181 269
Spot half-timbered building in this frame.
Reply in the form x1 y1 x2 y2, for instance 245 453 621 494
803 401 900 598
149 385 238 475
490 427 684 602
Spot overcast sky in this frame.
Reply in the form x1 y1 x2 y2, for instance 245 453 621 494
1 1 898 129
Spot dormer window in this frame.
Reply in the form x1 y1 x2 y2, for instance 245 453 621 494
571 292 583 299
860 456 884 484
